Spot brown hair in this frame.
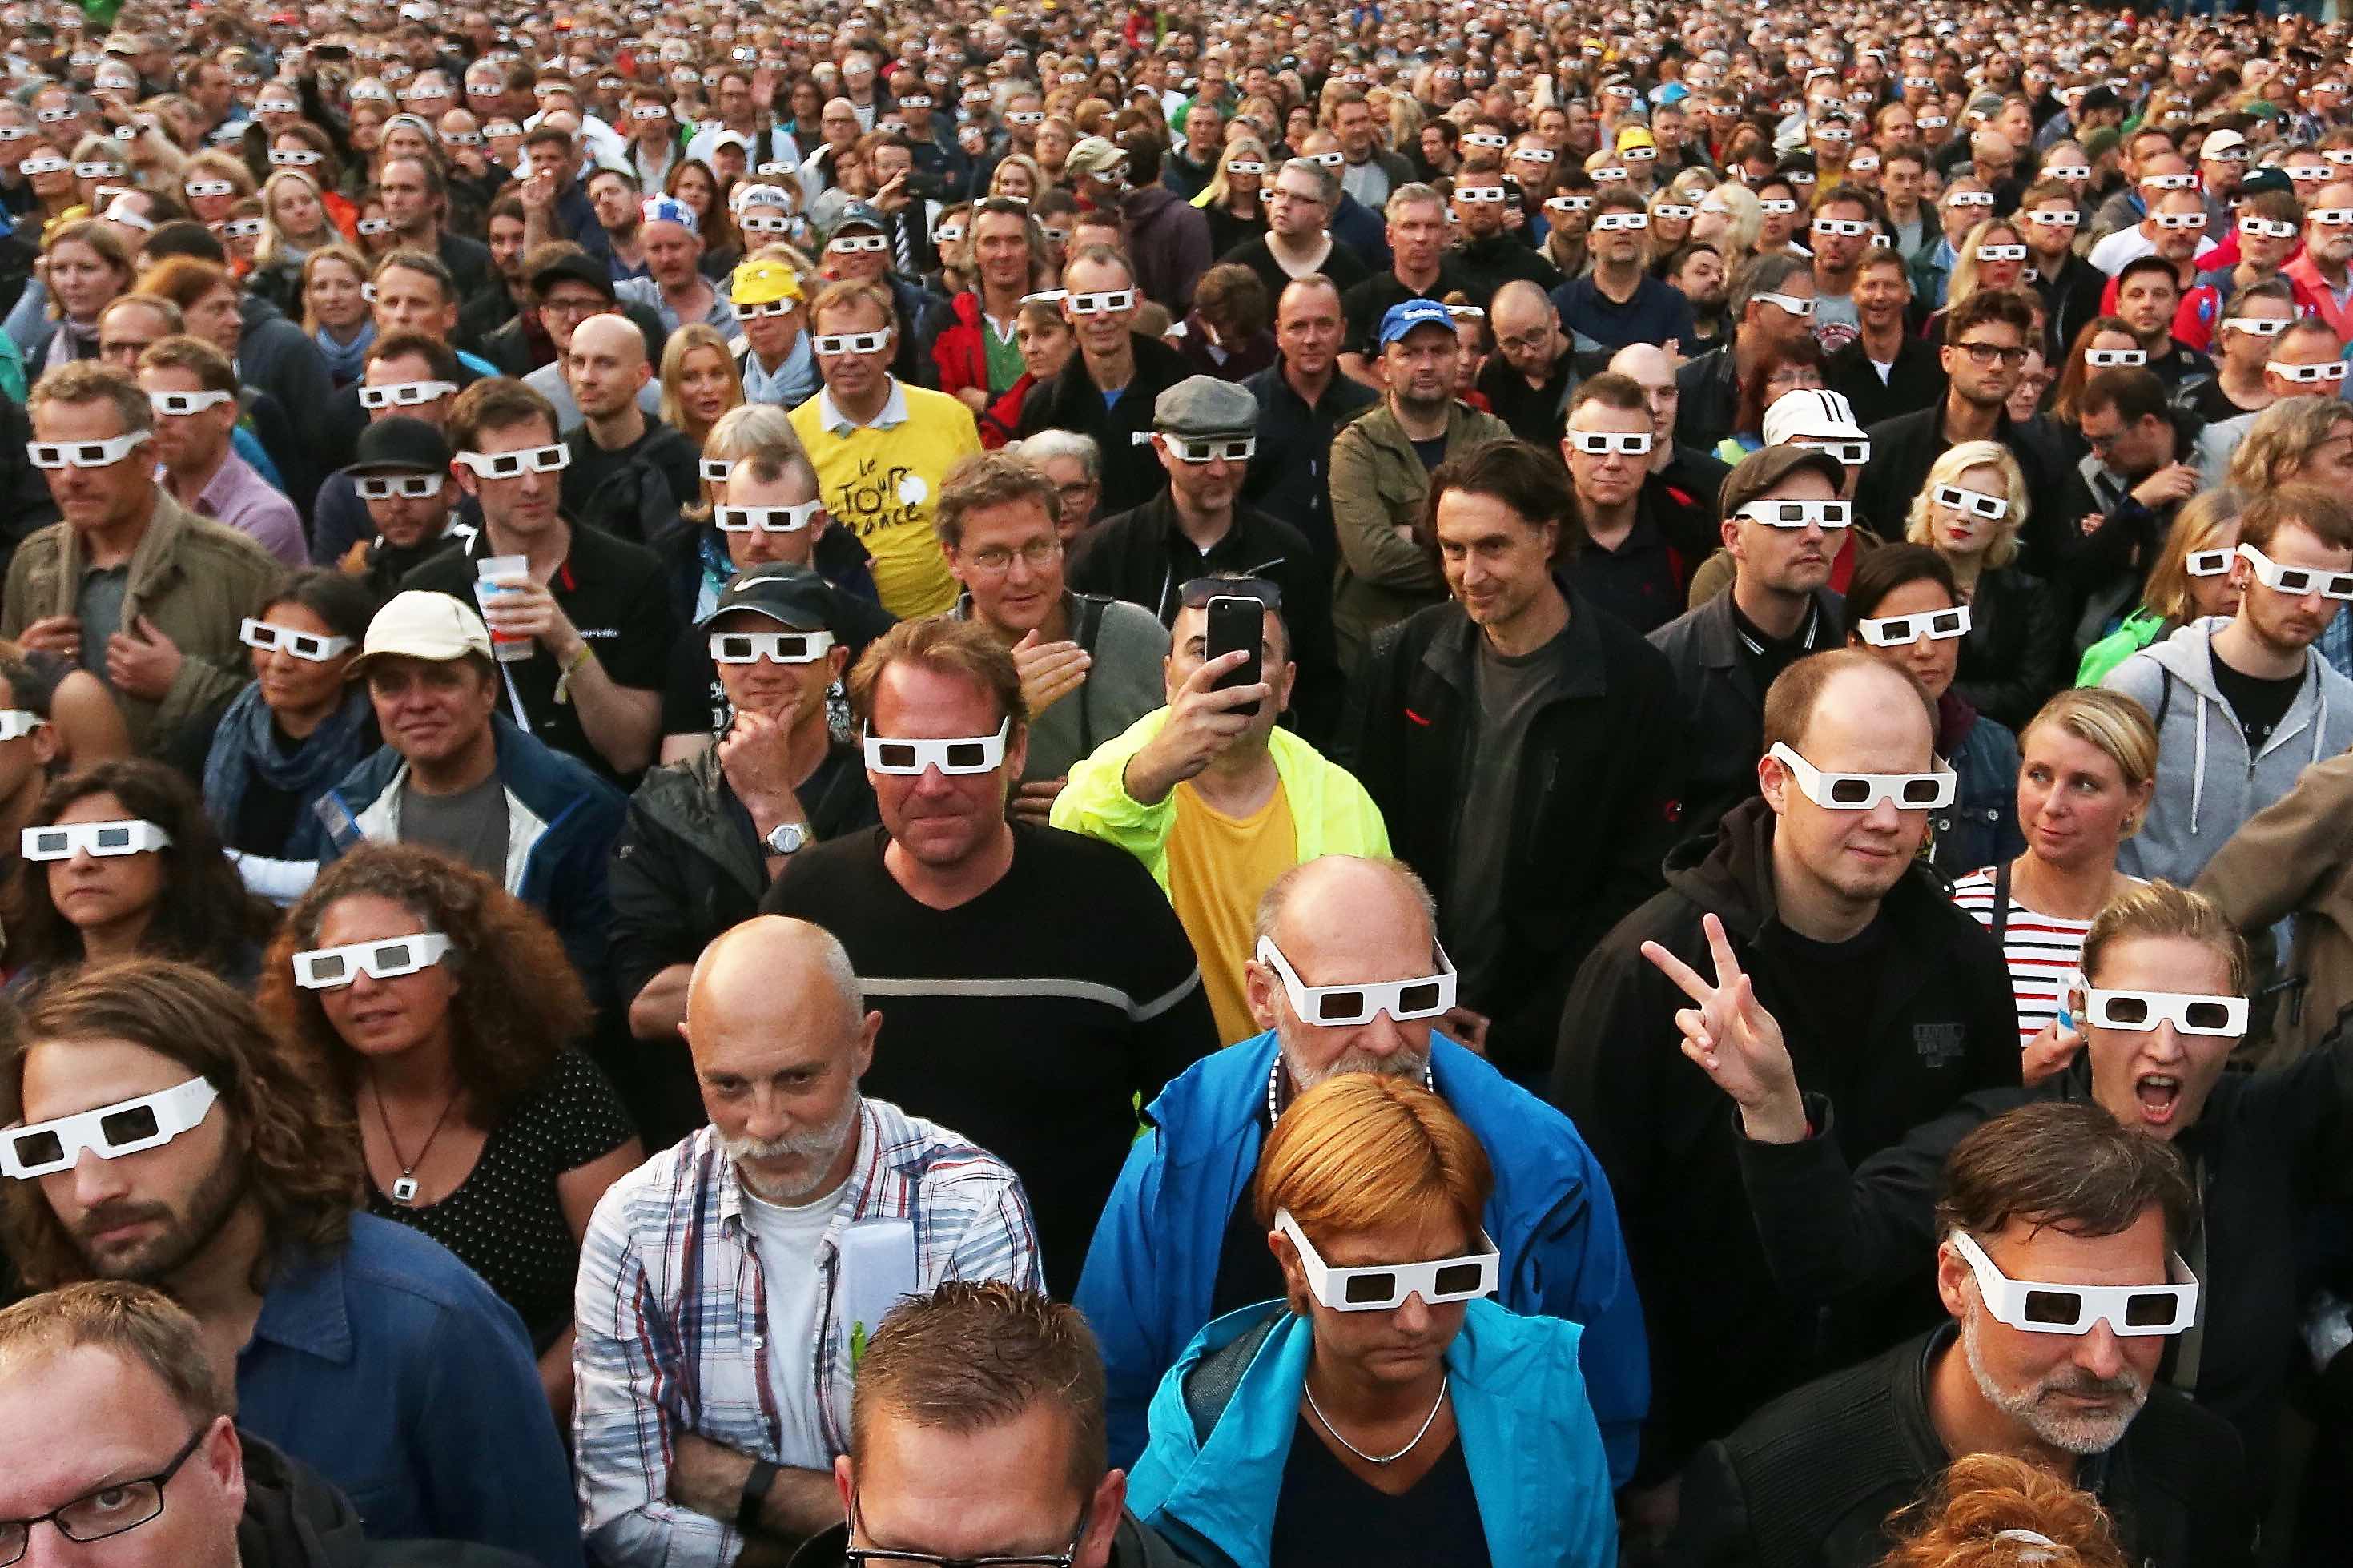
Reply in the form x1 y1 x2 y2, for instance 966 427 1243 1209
1760 647 1937 757
2138 488 2246 624
847 616 1028 734
2226 400 2353 497
445 376 558 453
807 278 896 334
1879 1453 2129 1568
1934 1100 2197 1250
135 333 236 396
1941 284 2035 346
0 1281 228 1426
1425 436 1571 552
133 254 234 316
0 962 364 1292
1252 1074 1492 1251
2236 479 2353 555
26 360 153 435
851 1281 1107 1498
257 845 590 1127
935 451 1063 549
2078 879 2250 1000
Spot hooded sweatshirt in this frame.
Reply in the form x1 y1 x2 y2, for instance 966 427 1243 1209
2101 615 2353 888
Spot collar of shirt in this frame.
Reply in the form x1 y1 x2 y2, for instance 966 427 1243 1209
250 1240 358 1365
1731 595 1825 657
816 377 910 435
195 449 267 519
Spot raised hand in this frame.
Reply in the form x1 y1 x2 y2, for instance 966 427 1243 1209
2021 1015 2085 1087
1640 912 1808 1144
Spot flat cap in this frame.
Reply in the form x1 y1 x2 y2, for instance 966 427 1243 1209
1153 375 1258 437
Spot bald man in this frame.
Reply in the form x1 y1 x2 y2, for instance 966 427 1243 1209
574 917 1043 1568
1473 279 1578 444
560 312 703 540
1074 854 1648 1484
1608 340 1735 501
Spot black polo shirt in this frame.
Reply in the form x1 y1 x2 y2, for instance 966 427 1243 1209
1340 262 1490 356
402 521 674 787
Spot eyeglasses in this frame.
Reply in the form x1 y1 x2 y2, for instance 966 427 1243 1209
1768 742 1954 810
1592 167 1630 183
715 502 823 533
812 330 891 355
149 389 234 417
219 218 267 240
1952 1231 2198 1338
1944 189 1994 207
2140 172 2198 192
2080 982 2248 1037
2238 541 2353 599
959 537 1061 574
2226 315 2290 339
0 1075 216 1180
268 147 324 166
827 234 891 254
843 1494 1091 1568
1654 203 1697 220
0 708 41 744
863 718 1011 776
1753 291 1815 317
1275 1208 1498 1312
1848 155 1880 173
1857 605 1971 646
2043 165 2090 181
2186 548 2233 577
292 932 456 989
2240 218 2300 240
1934 484 2010 521
183 178 235 198
711 629 835 664
2153 212 2206 231
22 818 172 862
1953 340 2029 368
1592 212 1648 231
1546 195 1594 214
2270 360 2347 384
1567 430 1652 456
26 431 151 469
1226 159 1267 175
0 1418 215 1562
351 470 446 501
240 618 355 661
1068 289 1137 315
1736 498 1849 529
2086 348 2146 368
1790 432 1871 464
2024 209 2081 229
356 218 396 235
455 444 569 477
1975 243 2029 261
1162 435 1255 463
1756 195 1797 213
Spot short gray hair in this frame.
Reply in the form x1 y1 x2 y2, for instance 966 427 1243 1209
1009 428 1100 481
1384 181 1446 222
1277 157 1338 207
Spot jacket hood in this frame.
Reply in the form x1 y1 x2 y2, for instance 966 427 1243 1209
1663 794 1779 939
2138 614 2229 699
1122 185 1185 223
235 1433 365 1568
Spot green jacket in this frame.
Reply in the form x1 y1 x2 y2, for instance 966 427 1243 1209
1326 397 1510 669
1 487 285 754
1049 707 1391 891
2077 607 2168 688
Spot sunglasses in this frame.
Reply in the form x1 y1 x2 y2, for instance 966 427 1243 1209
1068 290 1138 314
827 234 891 254
26 431 151 469
292 932 457 989
1275 1208 1498 1313
184 179 235 198
738 296 797 319
742 214 798 235
22 818 172 860
1857 605 1971 645
1813 219 1873 237
149 390 234 417
1769 742 1954 810
237 617 354 662
0 1075 219 1180
715 501 823 533
2081 982 2249 1036
812 330 891 355
1567 430 1652 456
1163 435 1255 463
2226 316 2290 338
2086 348 2147 368
1753 291 1816 316
15 157 67 175
456 444 569 477
1592 212 1648 231
1935 484 2010 521
710 629 835 663
2238 541 2353 599
1547 196 1594 213
352 474 444 501
2270 360 2347 384
863 718 1011 776
2025 209 2080 229
1952 1231 2198 1337
1737 497 1848 529
1655 203 1696 220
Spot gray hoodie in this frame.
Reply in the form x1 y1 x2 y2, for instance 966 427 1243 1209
2102 615 2353 886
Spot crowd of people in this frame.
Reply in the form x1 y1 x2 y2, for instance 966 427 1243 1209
9 3 2353 1568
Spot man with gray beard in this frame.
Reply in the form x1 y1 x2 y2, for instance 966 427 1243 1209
573 916 1042 1568
1668 1101 2253 1568
1071 854 1647 1483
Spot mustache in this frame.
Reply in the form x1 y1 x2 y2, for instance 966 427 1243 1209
2039 1365 2147 1402
75 1200 172 1241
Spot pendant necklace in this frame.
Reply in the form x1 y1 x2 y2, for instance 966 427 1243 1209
370 1080 457 1206
1304 1378 1449 1466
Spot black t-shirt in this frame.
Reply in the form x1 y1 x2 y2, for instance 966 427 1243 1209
1410 434 1450 473
1267 1416 1493 1568
2185 375 2259 426
1565 513 1687 637
1341 263 1490 356
2210 649 2305 750
1763 913 1891 1094
403 524 675 789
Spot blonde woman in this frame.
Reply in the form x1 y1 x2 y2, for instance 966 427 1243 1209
1195 136 1270 257
989 153 1044 203
1926 219 2030 340
66 134 128 216
27 219 134 374
299 245 376 388
1690 183 1761 262
1646 184 1697 271
1904 439 2068 727
2077 489 2247 685
658 323 743 452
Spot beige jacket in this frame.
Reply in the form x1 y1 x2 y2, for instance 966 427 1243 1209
2194 747 2353 1067
1325 397 1510 670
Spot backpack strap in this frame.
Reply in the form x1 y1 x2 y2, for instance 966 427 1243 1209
1070 593 1112 757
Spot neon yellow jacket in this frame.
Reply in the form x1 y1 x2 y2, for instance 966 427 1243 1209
1049 708 1392 891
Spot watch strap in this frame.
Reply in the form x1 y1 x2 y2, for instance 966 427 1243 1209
736 1458 780 1536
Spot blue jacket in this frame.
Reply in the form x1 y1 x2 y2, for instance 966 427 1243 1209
1075 1031 1646 1482
1128 1299 1617 1568
317 713 627 1001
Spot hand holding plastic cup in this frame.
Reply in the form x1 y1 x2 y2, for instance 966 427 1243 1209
474 555 533 663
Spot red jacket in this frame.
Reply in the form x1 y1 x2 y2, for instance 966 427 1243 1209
2285 252 2353 344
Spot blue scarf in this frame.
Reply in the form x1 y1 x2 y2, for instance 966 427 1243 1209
313 320 376 388
201 682 376 861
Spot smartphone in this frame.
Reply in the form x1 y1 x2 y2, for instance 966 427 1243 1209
315 42 351 59
1205 596 1261 694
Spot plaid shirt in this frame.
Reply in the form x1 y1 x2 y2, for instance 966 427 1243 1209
573 1097 1040 1568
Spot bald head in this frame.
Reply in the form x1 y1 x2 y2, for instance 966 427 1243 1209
1609 341 1675 388
1258 855 1437 953
570 311 646 370
1249 856 1446 1084
686 915 863 1057
1490 280 1553 340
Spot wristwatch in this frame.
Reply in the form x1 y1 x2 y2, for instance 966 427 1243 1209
765 821 807 856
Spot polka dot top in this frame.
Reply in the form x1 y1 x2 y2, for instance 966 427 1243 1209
366 1047 637 1351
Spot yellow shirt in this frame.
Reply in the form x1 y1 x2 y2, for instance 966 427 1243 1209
789 380 982 619
1164 778 1297 1046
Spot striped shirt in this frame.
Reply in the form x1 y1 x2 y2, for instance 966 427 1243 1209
573 1099 1040 1568
1951 868 2106 1047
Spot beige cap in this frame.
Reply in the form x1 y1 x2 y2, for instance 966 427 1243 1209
352 590 493 672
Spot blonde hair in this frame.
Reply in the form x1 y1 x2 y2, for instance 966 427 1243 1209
1197 136 1269 210
1943 218 2025 312
2079 881 2249 996
1253 1075 1493 1251
1905 440 2030 569
177 147 255 204
2224 394 2353 494
257 169 333 269
1879 1453 2128 1568
1700 183 1762 255
0 1281 227 1427
2138 488 2246 625
2021 687 2159 798
658 322 743 441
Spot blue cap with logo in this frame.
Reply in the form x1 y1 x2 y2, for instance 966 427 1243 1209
1378 298 1456 348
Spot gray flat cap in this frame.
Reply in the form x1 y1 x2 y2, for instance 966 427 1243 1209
1154 375 1258 438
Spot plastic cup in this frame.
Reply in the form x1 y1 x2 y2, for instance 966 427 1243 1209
474 555 533 663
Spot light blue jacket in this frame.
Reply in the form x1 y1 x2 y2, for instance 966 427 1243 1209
1128 1300 1617 1568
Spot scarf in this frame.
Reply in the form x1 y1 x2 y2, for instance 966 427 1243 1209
313 320 376 388
201 682 376 861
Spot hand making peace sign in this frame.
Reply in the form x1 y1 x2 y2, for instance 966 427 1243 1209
1640 913 1811 1146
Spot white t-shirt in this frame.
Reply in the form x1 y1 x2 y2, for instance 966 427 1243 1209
740 1174 851 1469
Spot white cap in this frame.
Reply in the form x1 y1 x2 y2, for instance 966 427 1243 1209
355 591 493 671
1762 388 1866 446
2200 127 2248 159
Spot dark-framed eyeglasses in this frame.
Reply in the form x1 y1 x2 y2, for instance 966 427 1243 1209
843 1492 1090 1568
0 1423 210 1565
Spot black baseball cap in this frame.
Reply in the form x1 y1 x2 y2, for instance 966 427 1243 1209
350 416 452 475
529 251 616 302
697 566 837 631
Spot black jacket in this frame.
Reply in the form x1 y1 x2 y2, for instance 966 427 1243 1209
1673 341 1744 453
1068 488 1340 740
560 418 702 545
1550 798 2020 1479
1238 355 1378 573
1643 588 1843 836
1337 582 1687 1084
1450 231 1563 301
1824 334 1949 424
1953 564 2069 731
1853 404 2056 549
788 1512 1197 1568
2033 251 2111 358
239 1430 537 1568
1667 1329 2254 1568
1017 332 1193 516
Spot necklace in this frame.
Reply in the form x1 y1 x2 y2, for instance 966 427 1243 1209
1303 1377 1449 1467
368 1080 457 1206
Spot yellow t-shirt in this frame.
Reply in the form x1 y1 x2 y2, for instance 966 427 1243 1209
789 382 982 620
1164 778 1297 1047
